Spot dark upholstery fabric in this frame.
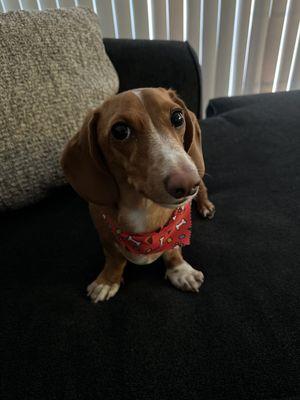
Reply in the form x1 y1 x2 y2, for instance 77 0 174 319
206 89 300 117
103 39 202 118
1 39 299 400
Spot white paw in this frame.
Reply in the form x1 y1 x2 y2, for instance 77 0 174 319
165 261 204 292
87 280 120 302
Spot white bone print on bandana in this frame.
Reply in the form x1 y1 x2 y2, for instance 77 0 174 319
175 219 187 230
127 235 141 247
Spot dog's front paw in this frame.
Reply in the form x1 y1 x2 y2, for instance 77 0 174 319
165 261 204 292
197 199 215 219
87 280 120 302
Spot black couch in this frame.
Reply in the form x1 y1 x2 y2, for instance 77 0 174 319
2 39 299 400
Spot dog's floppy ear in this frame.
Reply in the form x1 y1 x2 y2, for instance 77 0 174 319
168 89 205 178
61 109 119 205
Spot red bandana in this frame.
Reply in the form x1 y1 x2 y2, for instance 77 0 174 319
102 202 192 255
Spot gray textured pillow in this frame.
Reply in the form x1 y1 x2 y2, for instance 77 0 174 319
0 7 119 210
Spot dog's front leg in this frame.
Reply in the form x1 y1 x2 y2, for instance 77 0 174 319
196 179 215 219
87 246 127 302
163 248 204 292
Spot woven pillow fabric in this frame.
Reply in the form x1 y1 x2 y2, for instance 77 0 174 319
0 7 119 210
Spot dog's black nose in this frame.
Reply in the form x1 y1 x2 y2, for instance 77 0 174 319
164 171 200 199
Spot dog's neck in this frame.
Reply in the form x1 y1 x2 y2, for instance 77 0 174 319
116 182 173 234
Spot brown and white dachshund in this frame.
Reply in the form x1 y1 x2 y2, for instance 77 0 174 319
61 88 215 302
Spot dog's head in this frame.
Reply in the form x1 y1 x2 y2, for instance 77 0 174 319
61 88 205 208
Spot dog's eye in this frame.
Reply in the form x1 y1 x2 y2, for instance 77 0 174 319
171 110 184 128
111 123 131 140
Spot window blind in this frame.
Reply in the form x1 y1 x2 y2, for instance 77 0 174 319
1 0 299 111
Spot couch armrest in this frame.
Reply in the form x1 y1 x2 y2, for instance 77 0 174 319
103 39 202 118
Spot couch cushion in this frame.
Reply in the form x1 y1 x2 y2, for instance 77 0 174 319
1 91 300 400
0 7 118 210
103 38 202 118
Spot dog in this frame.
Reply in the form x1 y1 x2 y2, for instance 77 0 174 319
61 88 215 302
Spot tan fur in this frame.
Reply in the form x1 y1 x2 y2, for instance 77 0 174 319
61 88 215 301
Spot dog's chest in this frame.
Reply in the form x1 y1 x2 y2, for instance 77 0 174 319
117 205 171 265
115 243 162 265
120 207 148 233
118 205 173 235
